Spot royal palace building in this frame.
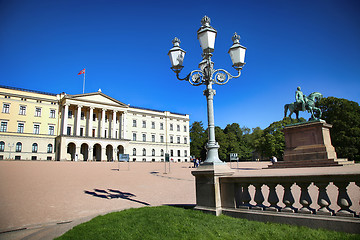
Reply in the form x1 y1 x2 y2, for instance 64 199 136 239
0 85 190 162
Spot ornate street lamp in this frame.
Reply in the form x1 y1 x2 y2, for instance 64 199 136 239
168 16 246 165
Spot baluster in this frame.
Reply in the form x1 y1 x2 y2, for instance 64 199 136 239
315 182 333 215
282 182 297 213
239 183 252 209
334 181 355 217
253 183 265 210
298 182 314 214
265 183 279 212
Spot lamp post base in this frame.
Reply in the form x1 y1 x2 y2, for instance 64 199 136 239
203 142 226 165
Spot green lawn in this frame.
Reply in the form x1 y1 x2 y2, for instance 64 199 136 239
56 206 359 240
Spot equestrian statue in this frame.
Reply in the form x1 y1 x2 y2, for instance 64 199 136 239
284 87 323 121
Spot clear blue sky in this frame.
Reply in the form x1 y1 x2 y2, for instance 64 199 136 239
1 0 359 130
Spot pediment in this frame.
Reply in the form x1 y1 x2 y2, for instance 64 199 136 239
65 92 128 107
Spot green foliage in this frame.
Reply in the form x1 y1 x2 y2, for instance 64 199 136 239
190 122 263 161
318 97 360 161
190 121 207 160
254 117 304 160
56 206 359 240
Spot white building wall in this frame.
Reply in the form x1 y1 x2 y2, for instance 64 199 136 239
127 108 190 162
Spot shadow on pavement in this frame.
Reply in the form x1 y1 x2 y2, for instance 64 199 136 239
84 189 150 206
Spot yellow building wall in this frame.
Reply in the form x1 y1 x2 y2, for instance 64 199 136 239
0 86 60 160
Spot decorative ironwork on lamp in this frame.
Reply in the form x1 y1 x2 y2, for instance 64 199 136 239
168 16 247 164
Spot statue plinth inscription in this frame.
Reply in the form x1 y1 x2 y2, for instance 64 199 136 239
270 120 353 168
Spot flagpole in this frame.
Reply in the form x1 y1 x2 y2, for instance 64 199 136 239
83 68 85 94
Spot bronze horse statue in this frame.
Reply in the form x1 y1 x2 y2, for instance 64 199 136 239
284 92 323 120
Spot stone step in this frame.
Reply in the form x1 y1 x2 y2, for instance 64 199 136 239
335 158 355 165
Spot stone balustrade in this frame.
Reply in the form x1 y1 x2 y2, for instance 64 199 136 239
192 165 360 233
220 173 359 217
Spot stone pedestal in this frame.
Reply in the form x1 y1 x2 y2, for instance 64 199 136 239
191 162 234 215
270 120 353 168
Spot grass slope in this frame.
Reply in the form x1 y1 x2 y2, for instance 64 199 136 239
56 206 359 240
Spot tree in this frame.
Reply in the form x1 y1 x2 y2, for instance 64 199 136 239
215 126 227 161
190 121 207 159
318 97 360 162
190 121 263 162
254 117 304 160
223 123 253 161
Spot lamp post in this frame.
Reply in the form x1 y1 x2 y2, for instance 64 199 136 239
8 143 14 160
168 16 246 165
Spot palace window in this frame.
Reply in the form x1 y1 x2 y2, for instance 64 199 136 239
170 124 173 131
16 142 22 152
50 109 56 118
133 119 137 127
133 148 136 156
152 135 155 142
184 150 188 157
0 141 4 152
2 103 10 113
35 107 41 117
93 113 96 121
184 137 187 144
170 150 173 157
160 135 164 143
81 111 85 120
178 150 181 157
142 121 146 128
133 133 137 141
142 134 146 142
1 122 8 132
160 123 164 130
49 125 54 135
161 149 164 156
47 144 53 153
32 143 38 153
68 110 73 119
170 136 173 143
17 123 24 133
67 126 71 135
177 137 180 144
184 126 187 132
151 121 155 129
80 128 84 136
33 124 40 134
142 148 146 156
152 149 155 156
19 106 26 115
177 125 180 131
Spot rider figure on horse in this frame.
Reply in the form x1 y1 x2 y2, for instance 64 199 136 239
295 86 306 111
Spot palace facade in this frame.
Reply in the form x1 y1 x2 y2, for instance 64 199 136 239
0 85 190 162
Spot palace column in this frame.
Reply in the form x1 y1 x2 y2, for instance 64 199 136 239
101 108 106 138
62 103 69 135
112 110 117 139
122 111 127 139
88 107 94 137
76 105 82 136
